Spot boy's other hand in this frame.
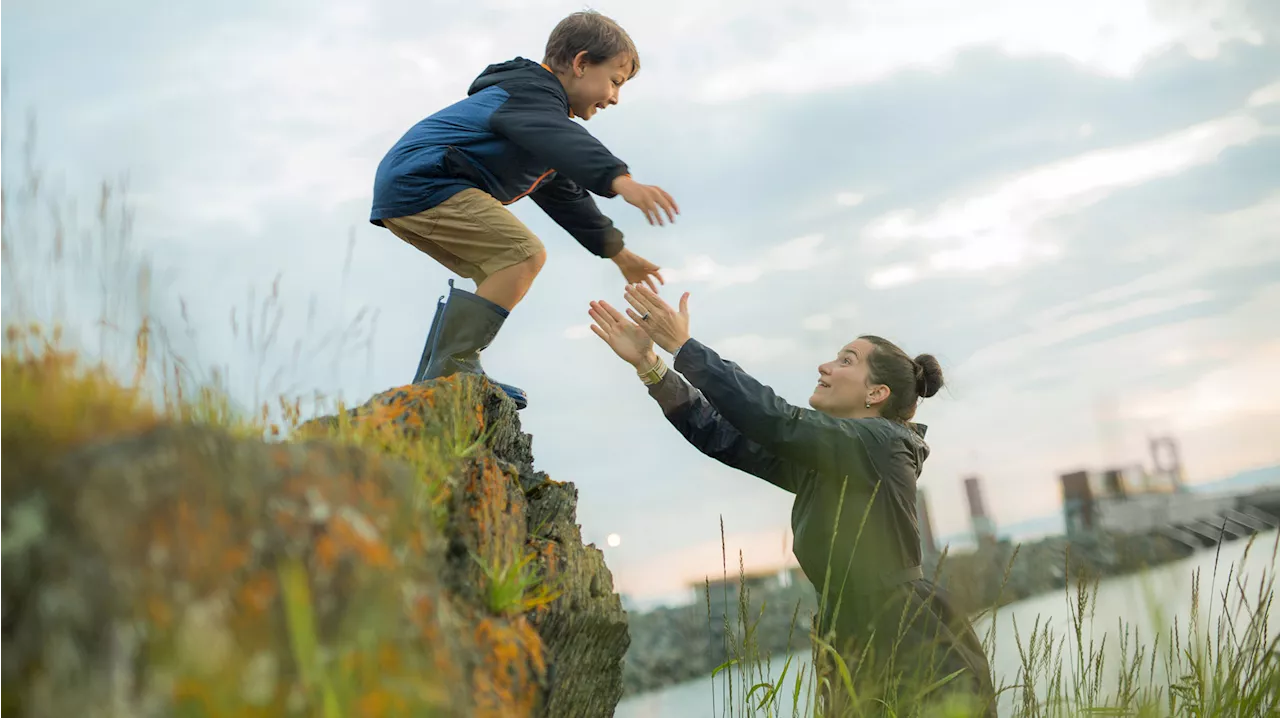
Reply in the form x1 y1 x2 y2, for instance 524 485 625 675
611 248 664 293
612 175 679 226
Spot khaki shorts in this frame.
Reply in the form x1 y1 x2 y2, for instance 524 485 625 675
382 188 545 284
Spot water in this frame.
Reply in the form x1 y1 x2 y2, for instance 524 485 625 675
615 531 1279 717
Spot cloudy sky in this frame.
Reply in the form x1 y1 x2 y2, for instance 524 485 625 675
4 0 1279 607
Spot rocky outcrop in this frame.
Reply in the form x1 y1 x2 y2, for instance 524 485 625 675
305 376 632 717
2 364 629 718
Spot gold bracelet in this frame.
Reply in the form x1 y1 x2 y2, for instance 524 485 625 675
638 355 668 385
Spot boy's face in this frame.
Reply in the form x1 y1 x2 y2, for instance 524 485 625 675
563 51 634 121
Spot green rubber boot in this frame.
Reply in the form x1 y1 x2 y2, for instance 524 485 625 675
418 279 528 410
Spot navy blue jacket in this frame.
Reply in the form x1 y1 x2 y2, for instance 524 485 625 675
370 57 629 259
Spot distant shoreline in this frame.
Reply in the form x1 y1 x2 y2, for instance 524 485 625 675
620 522 1247 696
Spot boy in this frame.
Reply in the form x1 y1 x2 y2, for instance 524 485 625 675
370 10 678 410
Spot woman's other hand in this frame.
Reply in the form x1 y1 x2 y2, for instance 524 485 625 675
624 284 691 355
589 299 658 370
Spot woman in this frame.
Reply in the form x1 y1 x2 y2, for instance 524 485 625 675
588 285 997 717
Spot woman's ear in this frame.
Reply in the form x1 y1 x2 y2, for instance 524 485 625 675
869 385 891 406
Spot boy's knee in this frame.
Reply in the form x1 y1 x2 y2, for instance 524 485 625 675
526 248 547 273
513 248 546 278
479 248 546 285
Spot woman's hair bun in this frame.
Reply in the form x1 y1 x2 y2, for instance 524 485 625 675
913 354 944 399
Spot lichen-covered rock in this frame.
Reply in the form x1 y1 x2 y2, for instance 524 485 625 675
3 424 468 718
477 392 631 717
2 369 629 718
319 377 632 717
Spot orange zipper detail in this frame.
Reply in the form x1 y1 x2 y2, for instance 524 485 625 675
504 169 555 204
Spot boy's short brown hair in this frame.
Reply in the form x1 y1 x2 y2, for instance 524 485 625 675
543 10 640 79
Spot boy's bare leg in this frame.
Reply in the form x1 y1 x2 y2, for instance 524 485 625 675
475 250 547 312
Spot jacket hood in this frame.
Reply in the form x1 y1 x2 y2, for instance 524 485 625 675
468 57 562 96
903 421 932 474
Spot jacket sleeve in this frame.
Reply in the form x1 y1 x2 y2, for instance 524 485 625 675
530 173 625 258
671 338 875 478
488 81 630 198
647 369 803 493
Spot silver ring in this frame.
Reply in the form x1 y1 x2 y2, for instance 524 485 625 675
641 312 650 321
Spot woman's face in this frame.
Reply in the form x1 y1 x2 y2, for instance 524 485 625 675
808 338 887 417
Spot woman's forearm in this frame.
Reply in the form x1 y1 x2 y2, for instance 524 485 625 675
643 362 798 492
671 338 862 476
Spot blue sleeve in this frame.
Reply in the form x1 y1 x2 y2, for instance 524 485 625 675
671 338 875 478
530 173 625 258
488 81 630 198
647 370 803 494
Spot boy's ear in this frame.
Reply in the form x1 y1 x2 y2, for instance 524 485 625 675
572 50 590 77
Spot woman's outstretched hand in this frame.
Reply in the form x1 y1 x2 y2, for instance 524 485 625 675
624 284 691 355
589 299 658 370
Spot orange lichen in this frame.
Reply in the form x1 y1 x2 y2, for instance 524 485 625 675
272 450 292 471
220 546 251 575
315 533 339 571
312 512 393 572
539 541 558 574
334 513 393 568
472 616 547 718
356 689 401 717
377 644 403 673
461 456 525 574
237 571 278 615
146 594 174 629
172 678 211 712
354 466 398 517
141 496 262 599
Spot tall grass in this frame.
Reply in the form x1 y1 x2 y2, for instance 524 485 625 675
703 484 1279 718
1 96 379 438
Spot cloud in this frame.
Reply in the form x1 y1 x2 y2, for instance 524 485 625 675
936 188 1280 381
661 233 828 288
914 279 1280 533
960 288 1217 375
563 324 595 340
705 334 800 367
1247 80 1280 107
695 0 1266 103
861 100 1272 285
867 264 923 289
835 191 865 207
800 301 860 332
1120 338 1280 430
802 314 833 331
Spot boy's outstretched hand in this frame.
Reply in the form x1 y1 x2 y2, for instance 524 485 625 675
612 175 679 226
611 248 664 293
